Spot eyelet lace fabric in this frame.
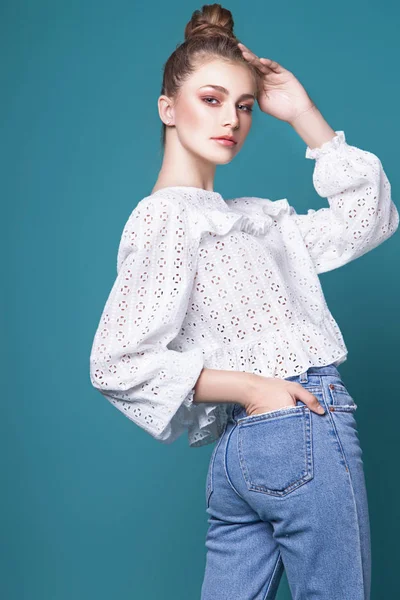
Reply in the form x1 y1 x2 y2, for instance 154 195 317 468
90 131 399 448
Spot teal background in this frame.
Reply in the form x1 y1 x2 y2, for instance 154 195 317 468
2 0 399 598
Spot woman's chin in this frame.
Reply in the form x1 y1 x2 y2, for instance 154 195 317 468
207 151 238 165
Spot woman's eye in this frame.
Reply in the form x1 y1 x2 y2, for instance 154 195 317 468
203 97 219 105
202 98 253 112
238 104 253 113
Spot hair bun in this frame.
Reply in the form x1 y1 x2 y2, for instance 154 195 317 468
184 3 236 41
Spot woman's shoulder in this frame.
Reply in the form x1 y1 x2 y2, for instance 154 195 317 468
120 188 196 238
116 189 198 273
132 187 193 213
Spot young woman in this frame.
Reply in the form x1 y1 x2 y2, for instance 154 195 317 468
90 4 399 599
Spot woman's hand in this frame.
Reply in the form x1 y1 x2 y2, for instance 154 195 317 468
243 374 326 416
237 42 316 125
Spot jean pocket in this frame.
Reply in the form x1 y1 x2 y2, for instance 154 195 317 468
237 405 314 497
328 383 358 412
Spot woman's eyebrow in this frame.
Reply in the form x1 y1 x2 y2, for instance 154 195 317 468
198 84 255 101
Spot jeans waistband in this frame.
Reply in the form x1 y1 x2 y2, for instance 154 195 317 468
285 363 341 382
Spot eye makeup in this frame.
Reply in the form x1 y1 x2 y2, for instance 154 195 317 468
201 96 253 112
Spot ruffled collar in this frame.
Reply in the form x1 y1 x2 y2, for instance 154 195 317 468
198 195 294 237
226 196 294 236
152 186 294 238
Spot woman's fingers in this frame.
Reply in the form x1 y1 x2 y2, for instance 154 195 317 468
237 42 272 73
238 42 285 75
293 383 326 415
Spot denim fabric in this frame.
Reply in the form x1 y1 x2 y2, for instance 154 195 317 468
200 363 371 600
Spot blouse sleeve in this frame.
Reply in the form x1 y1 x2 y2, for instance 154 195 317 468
290 130 399 274
89 194 204 444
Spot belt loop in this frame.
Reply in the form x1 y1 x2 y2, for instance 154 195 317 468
299 369 308 383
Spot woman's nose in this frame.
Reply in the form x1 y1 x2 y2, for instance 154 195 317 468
223 109 239 129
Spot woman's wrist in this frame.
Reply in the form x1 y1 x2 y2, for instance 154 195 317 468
193 368 257 406
290 104 336 149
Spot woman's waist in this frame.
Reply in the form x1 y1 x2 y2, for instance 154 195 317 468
228 362 345 420
200 319 346 365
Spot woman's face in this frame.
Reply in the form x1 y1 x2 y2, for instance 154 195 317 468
163 58 257 164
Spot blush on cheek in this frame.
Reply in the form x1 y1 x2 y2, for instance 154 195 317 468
178 97 210 134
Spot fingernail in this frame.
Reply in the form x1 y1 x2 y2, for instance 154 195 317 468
318 406 325 414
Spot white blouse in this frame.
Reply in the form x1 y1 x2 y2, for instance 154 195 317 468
89 131 399 448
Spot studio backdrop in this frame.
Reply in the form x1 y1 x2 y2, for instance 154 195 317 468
2 1 399 599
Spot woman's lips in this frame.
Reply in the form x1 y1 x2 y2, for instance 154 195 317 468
211 138 237 147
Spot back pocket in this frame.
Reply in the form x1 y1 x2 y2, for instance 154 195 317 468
237 405 313 497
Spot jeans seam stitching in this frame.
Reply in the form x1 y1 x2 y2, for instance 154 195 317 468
206 423 227 507
222 423 247 502
262 551 283 600
342 451 367 597
321 378 351 472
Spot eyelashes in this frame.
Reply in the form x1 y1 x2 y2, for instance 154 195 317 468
202 97 253 113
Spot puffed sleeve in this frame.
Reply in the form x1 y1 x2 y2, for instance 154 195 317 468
290 130 399 274
89 194 205 444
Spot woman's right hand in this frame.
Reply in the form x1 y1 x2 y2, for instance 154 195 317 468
242 374 326 416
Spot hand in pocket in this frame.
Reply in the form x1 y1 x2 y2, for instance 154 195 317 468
243 376 325 417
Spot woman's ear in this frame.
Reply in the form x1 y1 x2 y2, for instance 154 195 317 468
158 95 175 126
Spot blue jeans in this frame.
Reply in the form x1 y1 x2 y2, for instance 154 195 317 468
201 364 371 600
